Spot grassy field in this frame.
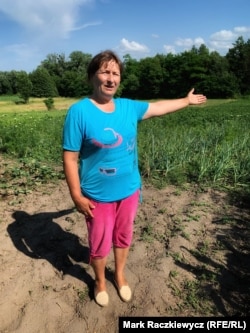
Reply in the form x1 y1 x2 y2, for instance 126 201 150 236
0 96 77 112
0 95 250 194
0 95 235 112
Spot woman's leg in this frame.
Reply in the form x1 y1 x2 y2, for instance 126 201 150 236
91 256 108 292
91 256 109 306
113 246 130 287
86 201 115 305
112 190 140 301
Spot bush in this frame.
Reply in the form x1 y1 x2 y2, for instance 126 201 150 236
43 97 55 110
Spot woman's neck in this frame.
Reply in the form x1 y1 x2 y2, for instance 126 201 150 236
89 95 115 112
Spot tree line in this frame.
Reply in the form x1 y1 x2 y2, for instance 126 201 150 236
0 36 249 103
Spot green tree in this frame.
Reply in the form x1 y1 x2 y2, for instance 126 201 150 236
200 51 239 98
122 54 140 98
176 46 209 95
0 70 20 95
138 56 164 99
67 51 92 72
30 67 58 97
0 71 12 95
40 53 67 96
41 53 67 77
226 36 250 95
6 71 19 94
39 51 92 97
160 53 185 98
59 70 90 97
16 71 33 103
59 51 92 97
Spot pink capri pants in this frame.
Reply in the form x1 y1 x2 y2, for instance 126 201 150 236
85 190 140 261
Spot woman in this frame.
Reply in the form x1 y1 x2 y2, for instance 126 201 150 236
62 50 206 307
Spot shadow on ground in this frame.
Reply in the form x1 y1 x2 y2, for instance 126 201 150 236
7 209 94 290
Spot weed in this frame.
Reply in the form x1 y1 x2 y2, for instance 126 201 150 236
76 288 88 303
141 224 154 243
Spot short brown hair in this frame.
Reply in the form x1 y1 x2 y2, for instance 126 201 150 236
87 50 124 81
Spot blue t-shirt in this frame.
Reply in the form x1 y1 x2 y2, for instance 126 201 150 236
63 97 149 202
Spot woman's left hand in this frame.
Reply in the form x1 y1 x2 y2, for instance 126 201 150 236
188 88 207 105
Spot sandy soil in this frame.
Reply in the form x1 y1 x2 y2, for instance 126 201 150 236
0 162 249 332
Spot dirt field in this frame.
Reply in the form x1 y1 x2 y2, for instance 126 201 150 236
0 157 249 332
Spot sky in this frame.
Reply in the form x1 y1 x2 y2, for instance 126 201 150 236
0 0 250 73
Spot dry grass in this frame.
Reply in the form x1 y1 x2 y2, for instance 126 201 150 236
0 97 78 113
0 97 236 114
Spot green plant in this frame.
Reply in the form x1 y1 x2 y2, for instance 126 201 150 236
76 288 88 303
141 224 154 243
44 97 55 110
1 97 249 198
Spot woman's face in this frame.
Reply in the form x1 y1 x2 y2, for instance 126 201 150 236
91 60 121 100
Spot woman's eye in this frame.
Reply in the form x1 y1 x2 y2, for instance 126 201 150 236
98 71 120 76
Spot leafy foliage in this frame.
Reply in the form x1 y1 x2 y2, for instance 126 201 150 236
43 97 55 110
16 71 33 103
0 98 249 194
0 37 250 100
138 99 250 188
29 67 58 97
